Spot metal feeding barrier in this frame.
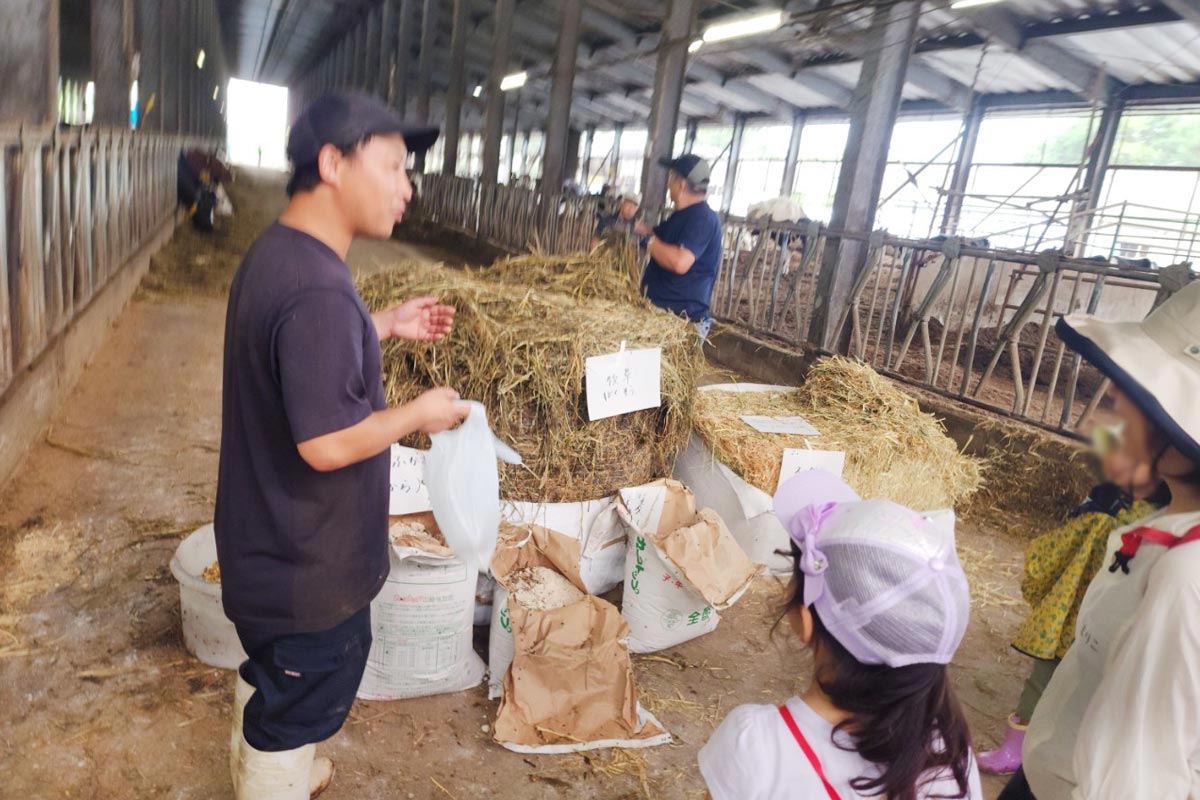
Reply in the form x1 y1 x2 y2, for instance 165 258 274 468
0 125 198 401
411 175 1194 440
714 216 1194 438
415 173 598 254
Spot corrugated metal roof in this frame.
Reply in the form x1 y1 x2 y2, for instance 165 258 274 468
222 0 1200 127
1065 22 1200 85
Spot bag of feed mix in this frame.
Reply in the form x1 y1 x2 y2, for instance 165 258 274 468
501 495 627 595
356 513 486 700
619 480 759 653
490 523 670 752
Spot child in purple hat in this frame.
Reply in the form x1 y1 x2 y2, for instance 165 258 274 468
699 470 982 800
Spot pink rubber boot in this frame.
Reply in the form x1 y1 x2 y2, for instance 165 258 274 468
978 716 1027 775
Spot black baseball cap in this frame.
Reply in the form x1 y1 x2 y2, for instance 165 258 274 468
657 153 711 186
287 91 440 167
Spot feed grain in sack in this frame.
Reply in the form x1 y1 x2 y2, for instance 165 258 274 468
356 514 485 700
619 480 758 653
490 523 670 752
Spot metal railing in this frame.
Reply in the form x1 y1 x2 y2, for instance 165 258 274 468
408 174 1196 439
414 173 599 254
0 124 193 400
714 215 1193 436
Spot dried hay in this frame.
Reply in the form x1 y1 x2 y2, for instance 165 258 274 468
961 421 1097 533
484 237 643 303
692 357 983 511
358 261 703 502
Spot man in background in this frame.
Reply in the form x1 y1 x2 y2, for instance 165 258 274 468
635 154 723 340
592 191 642 249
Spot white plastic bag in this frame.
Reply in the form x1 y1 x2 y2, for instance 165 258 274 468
425 401 522 574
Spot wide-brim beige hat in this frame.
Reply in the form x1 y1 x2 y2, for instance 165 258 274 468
1056 278 1200 463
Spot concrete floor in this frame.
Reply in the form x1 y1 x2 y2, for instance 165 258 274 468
0 170 1027 798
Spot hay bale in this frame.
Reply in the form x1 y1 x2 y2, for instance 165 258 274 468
484 238 643 303
692 357 983 511
359 262 702 503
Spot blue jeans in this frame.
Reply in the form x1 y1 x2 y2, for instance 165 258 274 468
235 605 372 751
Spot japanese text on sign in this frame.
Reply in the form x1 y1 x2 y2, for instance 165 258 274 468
776 449 847 493
585 346 662 421
389 445 432 515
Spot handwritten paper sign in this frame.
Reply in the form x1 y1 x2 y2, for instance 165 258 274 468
740 415 821 435
585 346 662 421
776 449 847 492
389 445 432 515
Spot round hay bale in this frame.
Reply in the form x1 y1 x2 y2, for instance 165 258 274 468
359 261 703 503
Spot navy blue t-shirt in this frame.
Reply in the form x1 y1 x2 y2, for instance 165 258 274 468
641 201 723 320
215 223 390 635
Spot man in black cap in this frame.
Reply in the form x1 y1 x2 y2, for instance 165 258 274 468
215 91 470 798
635 154 723 339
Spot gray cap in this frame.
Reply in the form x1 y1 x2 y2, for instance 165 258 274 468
657 153 711 186
619 191 642 205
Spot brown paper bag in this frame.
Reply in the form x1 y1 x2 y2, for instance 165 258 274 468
654 507 758 608
492 524 670 753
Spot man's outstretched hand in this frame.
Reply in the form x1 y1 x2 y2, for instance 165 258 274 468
373 296 456 342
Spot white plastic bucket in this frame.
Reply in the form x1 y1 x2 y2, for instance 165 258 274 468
169 524 247 670
674 383 799 574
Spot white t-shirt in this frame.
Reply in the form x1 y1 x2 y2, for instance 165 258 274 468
698 697 983 800
1023 510 1200 800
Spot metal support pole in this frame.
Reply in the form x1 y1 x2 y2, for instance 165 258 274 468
780 111 805 197
441 0 471 176
809 1 922 350
180 0 194 133
565 128 582 185
520 129 531 176
379 0 396 100
367 5 382 96
507 103 521 181
416 0 438 121
1070 95 1125 255
940 100 983 235
159 0 180 132
581 126 595 187
353 18 367 89
137 0 161 130
0 0 59 123
721 114 746 214
540 0 584 194
641 0 700 216
610 123 623 185
92 0 128 126
393 0 417 113
480 0 515 184
684 118 699 152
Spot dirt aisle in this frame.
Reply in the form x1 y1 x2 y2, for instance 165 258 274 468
0 170 1027 798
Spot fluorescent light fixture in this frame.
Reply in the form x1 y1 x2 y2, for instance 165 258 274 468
213 85 220 100
688 39 703 54
950 0 1004 7
472 85 482 98
702 9 783 44
196 49 206 69
500 71 527 92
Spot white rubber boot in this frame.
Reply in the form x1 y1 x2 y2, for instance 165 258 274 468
234 734 314 800
230 674 256 794
308 756 335 798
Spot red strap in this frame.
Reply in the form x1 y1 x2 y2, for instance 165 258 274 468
779 705 842 800
1111 524 1200 574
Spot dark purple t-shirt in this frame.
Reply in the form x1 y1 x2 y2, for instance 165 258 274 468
215 222 389 634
